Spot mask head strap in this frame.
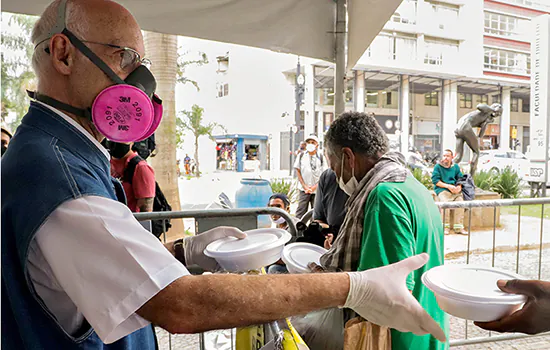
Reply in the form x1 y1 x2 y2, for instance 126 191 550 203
34 0 125 85
27 90 92 120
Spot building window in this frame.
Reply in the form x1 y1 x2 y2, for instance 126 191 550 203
484 48 530 75
216 55 229 72
366 91 378 107
522 98 530 113
217 83 229 98
484 12 530 37
492 94 501 104
459 93 473 109
511 97 519 112
424 92 438 106
479 95 489 104
424 38 459 66
367 33 417 62
386 92 392 105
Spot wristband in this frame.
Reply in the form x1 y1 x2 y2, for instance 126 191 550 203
173 238 186 265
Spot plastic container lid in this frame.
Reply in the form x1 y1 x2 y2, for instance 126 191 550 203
422 265 527 304
281 243 327 274
204 228 291 259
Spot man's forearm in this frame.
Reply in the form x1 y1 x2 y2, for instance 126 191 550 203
137 273 349 334
136 197 154 212
436 181 451 189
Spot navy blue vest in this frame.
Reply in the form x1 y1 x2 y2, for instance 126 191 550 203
1 102 157 349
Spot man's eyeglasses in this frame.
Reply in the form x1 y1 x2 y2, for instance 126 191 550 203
37 38 151 71
82 41 151 70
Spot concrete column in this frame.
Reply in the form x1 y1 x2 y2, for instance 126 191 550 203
442 80 458 153
500 87 511 150
354 70 365 112
304 64 315 138
399 75 410 153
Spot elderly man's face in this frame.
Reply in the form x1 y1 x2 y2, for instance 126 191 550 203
66 1 145 109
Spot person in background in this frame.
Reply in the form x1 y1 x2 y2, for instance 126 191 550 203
295 141 306 156
267 193 299 274
432 149 466 235
294 135 327 219
268 193 298 232
108 141 156 213
184 154 191 175
319 112 448 350
1 126 13 156
313 169 349 249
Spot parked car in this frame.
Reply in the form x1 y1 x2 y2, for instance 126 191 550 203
477 150 530 179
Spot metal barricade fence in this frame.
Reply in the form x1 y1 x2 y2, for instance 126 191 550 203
135 199 550 349
437 197 550 347
135 207 297 350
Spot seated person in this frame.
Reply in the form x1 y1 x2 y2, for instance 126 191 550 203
432 149 466 235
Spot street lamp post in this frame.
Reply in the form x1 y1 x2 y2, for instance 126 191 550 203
291 58 305 176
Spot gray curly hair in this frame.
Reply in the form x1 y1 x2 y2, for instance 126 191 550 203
324 111 389 159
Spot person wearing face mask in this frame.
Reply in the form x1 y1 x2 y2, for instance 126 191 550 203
319 112 448 350
1 1 448 348
294 135 327 219
432 149 466 235
108 141 156 213
1 125 13 156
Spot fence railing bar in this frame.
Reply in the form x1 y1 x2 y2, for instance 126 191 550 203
491 207 497 267
516 205 521 274
135 208 298 237
539 204 545 280
437 197 550 209
450 332 550 347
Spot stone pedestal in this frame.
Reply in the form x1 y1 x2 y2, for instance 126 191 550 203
463 189 501 230
436 189 501 231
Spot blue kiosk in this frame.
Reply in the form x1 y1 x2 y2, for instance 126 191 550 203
213 134 269 172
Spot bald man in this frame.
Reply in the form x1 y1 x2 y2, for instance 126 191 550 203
1 1 446 349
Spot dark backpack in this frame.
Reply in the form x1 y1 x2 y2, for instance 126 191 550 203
125 155 172 238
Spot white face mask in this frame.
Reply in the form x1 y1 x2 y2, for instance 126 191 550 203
273 216 286 224
338 155 358 196
306 143 316 152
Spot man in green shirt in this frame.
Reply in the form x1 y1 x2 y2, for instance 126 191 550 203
320 112 448 350
432 149 466 234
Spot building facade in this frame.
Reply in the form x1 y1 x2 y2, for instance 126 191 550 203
304 0 550 160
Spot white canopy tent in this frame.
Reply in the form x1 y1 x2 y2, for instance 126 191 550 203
3 0 403 114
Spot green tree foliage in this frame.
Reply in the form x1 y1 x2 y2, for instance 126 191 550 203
1 14 38 130
178 104 225 177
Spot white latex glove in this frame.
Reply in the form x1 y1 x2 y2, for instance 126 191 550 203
344 253 447 342
184 226 246 271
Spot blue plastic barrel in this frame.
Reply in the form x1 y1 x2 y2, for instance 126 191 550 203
235 178 273 228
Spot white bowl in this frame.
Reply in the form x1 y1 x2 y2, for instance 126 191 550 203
281 243 327 274
422 265 527 322
204 228 291 272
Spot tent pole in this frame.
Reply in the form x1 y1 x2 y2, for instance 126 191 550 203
334 0 347 117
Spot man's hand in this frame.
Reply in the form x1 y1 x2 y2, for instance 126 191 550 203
449 185 460 195
475 280 550 335
324 233 334 250
304 186 312 194
344 253 446 342
184 226 246 271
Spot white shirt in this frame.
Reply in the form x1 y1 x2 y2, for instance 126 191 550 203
27 102 189 343
293 151 327 192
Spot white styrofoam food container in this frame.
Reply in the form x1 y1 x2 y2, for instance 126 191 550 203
204 228 291 272
281 243 327 274
422 265 527 322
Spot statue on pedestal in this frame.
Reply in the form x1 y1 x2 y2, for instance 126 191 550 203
453 103 502 176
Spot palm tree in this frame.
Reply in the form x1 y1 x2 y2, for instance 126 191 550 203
144 32 183 239
179 104 225 177
1 14 37 128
